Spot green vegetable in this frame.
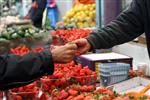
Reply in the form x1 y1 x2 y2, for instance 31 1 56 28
0 38 10 43
24 33 31 38
11 33 19 39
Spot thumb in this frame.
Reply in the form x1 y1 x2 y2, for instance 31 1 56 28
73 39 87 47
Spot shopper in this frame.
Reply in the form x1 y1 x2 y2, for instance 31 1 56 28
74 0 150 56
0 43 77 90
29 0 46 28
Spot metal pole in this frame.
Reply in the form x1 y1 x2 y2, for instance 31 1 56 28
96 0 102 28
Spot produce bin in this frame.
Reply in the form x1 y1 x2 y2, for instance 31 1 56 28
7 91 39 100
6 83 39 100
41 75 97 94
69 75 97 86
99 63 130 86
41 78 71 94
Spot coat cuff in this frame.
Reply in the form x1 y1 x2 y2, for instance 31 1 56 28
41 50 54 75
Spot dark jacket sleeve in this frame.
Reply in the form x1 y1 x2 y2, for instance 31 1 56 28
0 50 54 90
87 0 144 49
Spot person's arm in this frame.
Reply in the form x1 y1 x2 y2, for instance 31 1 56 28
0 43 77 90
0 50 54 90
87 0 144 49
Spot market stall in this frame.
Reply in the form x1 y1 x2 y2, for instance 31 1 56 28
0 0 150 100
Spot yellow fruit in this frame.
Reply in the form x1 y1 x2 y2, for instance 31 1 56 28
83 22 89 28
76 16 83 22
63 16 67 22
92 4 96 9
83 5 88 11
77 22 84 28
90 21 96 27
88 11 94 18
85 17 92 23
70 18 77 23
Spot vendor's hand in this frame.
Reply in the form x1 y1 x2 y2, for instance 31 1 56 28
51 43 77 63
73 38 91 55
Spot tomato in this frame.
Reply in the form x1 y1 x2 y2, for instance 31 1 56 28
84 96 94 100
57 90 69 99
25 84 35 89
68 89 78 96
72 94 84 100
87 85 96 92
40 93 48 100
100 97 113 100
72 85 80 91
103 90 114 97
66 96 74 100
42 84 49 91
95 87 107 94
51 28 92 44
16 95 22 100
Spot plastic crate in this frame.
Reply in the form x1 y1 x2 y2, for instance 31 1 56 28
7 91 39 100
98 63 130 86
70 75 97 86
7 83 39 100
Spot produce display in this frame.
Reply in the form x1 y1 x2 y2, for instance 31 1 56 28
41 62 97 94
63 4 96 28
8 83 39 100
51 28 92 44
10 46 45 56
0 26 43 41
0 26 50 54
50 85 114 100
41 84 150 100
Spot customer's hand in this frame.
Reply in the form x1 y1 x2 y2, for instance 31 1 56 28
51 43 77 63
73 38 91 55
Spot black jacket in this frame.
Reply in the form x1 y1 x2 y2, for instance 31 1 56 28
0 50 54 90
30 0 46 28
87 0 150 55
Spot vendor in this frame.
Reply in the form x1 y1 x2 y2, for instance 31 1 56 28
74 0 150 58
0 43 77 90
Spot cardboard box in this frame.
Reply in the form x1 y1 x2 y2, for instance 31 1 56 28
75 52 133 71
75 52 133 82
111 77 150 95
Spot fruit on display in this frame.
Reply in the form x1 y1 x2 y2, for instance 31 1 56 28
44 85 110 100
41 61 97 94
10 46 45 56
0 26 44 41
51 28 92 43
0 26 50 55
8 83 39 100
63 3 96 28
50 85 150 100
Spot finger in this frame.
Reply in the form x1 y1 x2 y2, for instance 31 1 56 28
65 55 74 62
65 43 78 50
65 50 77 55
74 39 87 47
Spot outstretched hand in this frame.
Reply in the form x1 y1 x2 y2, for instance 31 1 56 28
73 38 91 55
51 43 78 63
